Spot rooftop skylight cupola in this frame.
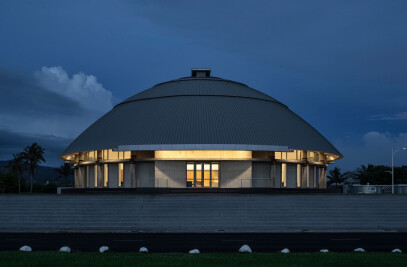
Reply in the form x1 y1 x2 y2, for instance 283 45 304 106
191 68 211 77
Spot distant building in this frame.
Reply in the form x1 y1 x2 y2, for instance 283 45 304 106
60 69 342 189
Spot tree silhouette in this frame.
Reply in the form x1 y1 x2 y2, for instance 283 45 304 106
327 167 349 188
55 163 73 185
8 153 27 193
21 143 46 193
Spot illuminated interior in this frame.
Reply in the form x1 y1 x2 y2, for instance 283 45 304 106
65 148 337 189
155 150 252 160
186 162 219 188
62 148 341 163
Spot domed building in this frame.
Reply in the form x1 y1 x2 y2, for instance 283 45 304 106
60 69 342 190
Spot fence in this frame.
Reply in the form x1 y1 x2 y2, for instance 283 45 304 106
346 184 407 194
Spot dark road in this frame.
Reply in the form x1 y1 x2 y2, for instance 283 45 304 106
1 232 406 253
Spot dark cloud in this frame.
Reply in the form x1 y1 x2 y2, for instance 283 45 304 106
131 0 407 84
0 128 71 167
0 68 84 116
0 0 406 170
0 67 113 166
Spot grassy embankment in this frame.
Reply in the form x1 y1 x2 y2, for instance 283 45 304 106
0 251 407 266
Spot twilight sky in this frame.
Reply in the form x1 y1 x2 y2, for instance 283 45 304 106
0 0 406 170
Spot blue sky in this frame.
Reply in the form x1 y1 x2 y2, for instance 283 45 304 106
0 0 406 170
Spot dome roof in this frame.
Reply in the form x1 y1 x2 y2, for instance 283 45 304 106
62 70 341 157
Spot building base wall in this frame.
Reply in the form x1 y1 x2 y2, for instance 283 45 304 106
220 161 252 188
135 162 155 187
74 160 327 189
155 161 186 188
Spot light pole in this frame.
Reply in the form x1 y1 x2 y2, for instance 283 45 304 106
392 147 406 194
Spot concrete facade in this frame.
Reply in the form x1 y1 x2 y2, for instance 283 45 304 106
73 161 327 189
286 164 297 188
123 163 132 188
252 162 271 188
135 162 155 187
221 161 252 188
108 163 119 188
155 161 186 188
97 165 103 188
88 165 95 188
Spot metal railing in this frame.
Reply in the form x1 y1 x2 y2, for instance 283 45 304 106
137 178 169 188
240 178 272 188
347 184 407 194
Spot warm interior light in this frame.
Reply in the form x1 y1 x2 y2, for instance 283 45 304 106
155 150 252 159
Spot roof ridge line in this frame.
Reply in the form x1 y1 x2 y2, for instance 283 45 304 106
153 76 250 88
115 94 287 108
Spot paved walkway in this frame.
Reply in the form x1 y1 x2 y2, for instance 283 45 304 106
1 194 406 232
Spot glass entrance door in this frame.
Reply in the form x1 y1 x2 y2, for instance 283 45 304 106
187 162 219 188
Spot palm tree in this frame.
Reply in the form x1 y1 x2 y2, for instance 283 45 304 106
327 167 348 188
55 163 73 183
21 143 46 193
8 153 27 193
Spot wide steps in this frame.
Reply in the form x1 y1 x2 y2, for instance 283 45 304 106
1 195 407 232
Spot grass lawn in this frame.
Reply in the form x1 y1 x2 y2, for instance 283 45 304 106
0 252 406 267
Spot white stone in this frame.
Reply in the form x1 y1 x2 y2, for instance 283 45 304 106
139 247 148 253
392 248 402 253
19 245 32 252
320 249 329 253
99 246 109 253
59 246 71 253
354 248 365 252
239 245 252 253
189 249 200 254
281 248 290 253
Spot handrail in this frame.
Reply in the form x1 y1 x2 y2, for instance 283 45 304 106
240 178 272 188
137 178 169 188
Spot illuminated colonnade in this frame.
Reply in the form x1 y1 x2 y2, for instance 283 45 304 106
64 149 337 189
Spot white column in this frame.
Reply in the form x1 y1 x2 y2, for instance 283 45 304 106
301 165 308 188
84 166 89 188
74 168 80 188
108 163 119 188
309 166 315 188
88 165 95 188
97 165 104 188
131 163 137 187
322 168 327 189
76 167 85 188
297 164 301 188
273 163 282 188
123 163 132 188
286 164 296 188
314 167 319 188
269 163 275 188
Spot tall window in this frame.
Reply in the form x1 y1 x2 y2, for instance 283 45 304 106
212 163 219 187
187 163 195 187
186 162 219 188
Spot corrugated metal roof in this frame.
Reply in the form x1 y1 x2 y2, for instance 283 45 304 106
119 77 282 105
62 76 341 156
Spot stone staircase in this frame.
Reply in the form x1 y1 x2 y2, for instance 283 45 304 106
0 194 407 232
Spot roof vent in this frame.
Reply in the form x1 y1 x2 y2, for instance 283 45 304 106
191 68 211 77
